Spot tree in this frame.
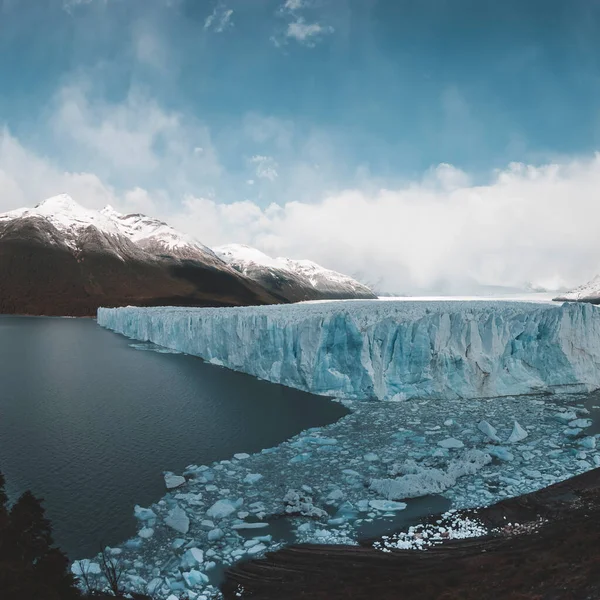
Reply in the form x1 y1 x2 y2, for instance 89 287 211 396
0 469 81 600
99 547 125 596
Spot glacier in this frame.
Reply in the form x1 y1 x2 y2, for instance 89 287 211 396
98 299 600 401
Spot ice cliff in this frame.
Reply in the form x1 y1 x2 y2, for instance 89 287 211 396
97 299 600 401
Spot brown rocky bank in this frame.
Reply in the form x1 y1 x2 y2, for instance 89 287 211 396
222 467 600 600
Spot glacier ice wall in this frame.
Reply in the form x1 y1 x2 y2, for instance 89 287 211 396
97 300 600 400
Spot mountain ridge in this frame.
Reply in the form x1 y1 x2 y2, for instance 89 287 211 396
215 243 377 302
0 195 284 316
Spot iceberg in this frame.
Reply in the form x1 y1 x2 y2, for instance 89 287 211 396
165 505 189 534
98 300 600 401
507 421 528 443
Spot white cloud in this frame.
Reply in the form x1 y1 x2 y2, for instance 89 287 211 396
168 154 600 295
0 128 117 211
62 0 93 13
286 19 333 45
133 25 169 71
204 3 233 33
250 155 279 181
275 0 334 47
283 0 305 9
243 113 294 150
50 81 222 193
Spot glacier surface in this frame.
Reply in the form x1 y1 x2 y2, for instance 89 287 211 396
98 300 600 401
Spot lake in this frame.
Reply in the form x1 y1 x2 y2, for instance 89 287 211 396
0 316 348 558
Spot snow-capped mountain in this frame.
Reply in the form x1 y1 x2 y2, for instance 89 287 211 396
553 275 600 303
215 244 377 302
0 195 282 316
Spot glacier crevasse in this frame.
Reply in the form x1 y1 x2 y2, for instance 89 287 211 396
97 300 600 400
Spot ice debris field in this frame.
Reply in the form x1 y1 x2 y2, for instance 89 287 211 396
79 299 600 599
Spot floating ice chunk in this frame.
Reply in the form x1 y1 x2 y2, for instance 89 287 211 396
231 522 269 530
208 528 224 541
247 543 267 555
478 420 501 442
71 560 101 576
372 450 491 500
444 419 455 426
311 437 338 445
206 498 243 520
165 506 190 534
507 421 528 444
368 500 407 511
164 473 186 489
146 578 163 595
594 455 600 467
486 446 514 462
172 538 186 549
523 468 542 479
326 489 345 504
243 473 263 484
564 428 582 437
568 419 593 428
371 469 450 500
580 437 597 449
283 489 328 518
342 469 361 477
363 453 379 462
181 548 204 569
138 527 154 539
438 437 464 449
134 505 157 521
183 569 208 588
234 453 250 460
555 411 577 421
290 452 312 464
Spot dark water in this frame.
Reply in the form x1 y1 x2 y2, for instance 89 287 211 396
0 316 348 558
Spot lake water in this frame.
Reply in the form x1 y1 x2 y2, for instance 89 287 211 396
0 316 348 558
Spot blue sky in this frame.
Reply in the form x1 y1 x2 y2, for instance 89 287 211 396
2 0 600 293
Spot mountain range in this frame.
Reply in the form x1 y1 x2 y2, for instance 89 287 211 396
0 195 375 316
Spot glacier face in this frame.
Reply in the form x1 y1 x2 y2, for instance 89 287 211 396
97 299 600 401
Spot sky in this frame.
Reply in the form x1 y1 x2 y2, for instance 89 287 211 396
2 0 600 293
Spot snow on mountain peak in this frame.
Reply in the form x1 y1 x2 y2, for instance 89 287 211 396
554 274 600 302
215 243 376 300
35 193 79 210
0 195 214 259
216 244 283 269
